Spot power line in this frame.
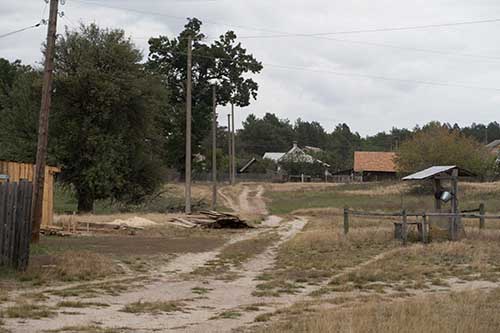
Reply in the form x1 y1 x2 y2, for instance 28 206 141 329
237 17 500 38
168 50 500 92
0 21 45 40
68 1 500 63
72 0 500 37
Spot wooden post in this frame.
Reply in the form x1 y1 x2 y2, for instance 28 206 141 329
230 103 236 185
211 85 217 210
422 212 427 243
343 206 349 235
32 0 59 243
479 203 485 230
450 169 459 241
402 209 408 245
185 36 192 214
227 113 232 184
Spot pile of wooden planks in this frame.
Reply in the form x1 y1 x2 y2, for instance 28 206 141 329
172 211 252 229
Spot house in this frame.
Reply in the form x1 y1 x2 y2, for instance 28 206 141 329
353 151 397 182
263 143 330 181
486 140 500 155
263 143 330 167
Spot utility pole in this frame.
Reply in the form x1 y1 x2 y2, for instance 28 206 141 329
227 113 232 184
31 0 59 243
211 85 217 210
185 36 192 214
231 103 236 185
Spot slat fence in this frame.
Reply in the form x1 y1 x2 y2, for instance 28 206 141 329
0 180 33 271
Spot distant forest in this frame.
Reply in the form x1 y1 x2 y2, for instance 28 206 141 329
228 113 500 171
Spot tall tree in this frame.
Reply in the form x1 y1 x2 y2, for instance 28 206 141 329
147 18 262 172
51 24 169 211
0 59 41 162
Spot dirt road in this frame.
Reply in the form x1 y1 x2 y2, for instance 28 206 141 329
5 185 309 333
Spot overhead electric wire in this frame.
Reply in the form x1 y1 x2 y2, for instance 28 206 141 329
0 21 45 40
70 0 500 63
73 0 500 36
169 50 500 92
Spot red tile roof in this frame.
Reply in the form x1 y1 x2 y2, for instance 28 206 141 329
353 152 397 173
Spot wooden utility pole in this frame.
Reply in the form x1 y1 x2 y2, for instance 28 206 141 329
231 103 236 185
185 36 192 214
211 85 217 210
31 0 59 243
227 113 232 183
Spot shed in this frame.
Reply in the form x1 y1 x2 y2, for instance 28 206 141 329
0 161 60 228
403 165 474 240
353 151 397 182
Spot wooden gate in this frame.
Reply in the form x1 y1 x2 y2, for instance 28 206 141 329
0 181 33 270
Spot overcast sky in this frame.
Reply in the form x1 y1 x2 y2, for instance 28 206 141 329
2 0 500 136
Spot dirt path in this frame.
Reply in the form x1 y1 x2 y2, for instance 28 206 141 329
4 185 310 333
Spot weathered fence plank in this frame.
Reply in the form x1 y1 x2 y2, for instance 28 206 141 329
0 181 33 270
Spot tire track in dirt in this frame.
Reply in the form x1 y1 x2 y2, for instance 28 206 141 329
5 185 308 333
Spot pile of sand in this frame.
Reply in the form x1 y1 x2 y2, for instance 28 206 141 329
109 216 158 228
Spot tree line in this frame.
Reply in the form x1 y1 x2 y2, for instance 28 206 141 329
0 19 498 212
233 113 499 174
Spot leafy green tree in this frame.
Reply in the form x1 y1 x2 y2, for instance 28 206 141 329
396 123 496 179
147 18 262 173
51 24 169 212
238 113 295 156
0 59 41 162
294 118 327 149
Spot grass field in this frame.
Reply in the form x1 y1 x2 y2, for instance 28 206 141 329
265 181 500 215
2 181 500 332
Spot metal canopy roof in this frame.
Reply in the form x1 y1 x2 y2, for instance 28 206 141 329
402 165 475 181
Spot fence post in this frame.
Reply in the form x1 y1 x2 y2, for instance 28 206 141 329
479 203 485 230
402 209 407 246
343 206 349 235
422 212 427 244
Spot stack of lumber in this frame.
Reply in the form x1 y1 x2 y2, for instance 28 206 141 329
172 211 252 229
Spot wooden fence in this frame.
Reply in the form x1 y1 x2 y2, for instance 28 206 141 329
343 204 499 245
0 161 60 227
0 181 33 270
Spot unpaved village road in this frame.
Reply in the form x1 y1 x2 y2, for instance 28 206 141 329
6 185 310 333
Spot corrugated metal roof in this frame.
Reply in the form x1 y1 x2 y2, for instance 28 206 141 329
402 165 474 180
263 152 285 162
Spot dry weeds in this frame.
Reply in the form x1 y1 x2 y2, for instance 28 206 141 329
121 300 185 314
257 288 500 333
20 251 119 285
191 232 279 280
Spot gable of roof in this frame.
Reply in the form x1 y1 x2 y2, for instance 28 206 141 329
353 151 397 173
486 139 500 149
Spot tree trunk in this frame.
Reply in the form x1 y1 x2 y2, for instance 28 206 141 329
77 189 94 213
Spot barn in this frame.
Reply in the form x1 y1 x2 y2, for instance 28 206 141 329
353 151 397 182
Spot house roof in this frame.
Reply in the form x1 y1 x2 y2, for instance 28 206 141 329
402 165 475 181
486 139 500 149
263 144 330 167
263 152 286 162
353 151 397 173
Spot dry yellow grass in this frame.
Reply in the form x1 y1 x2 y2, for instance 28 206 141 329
342 182 410 196
264 182 342 193
258 288 500 333
21 250 119 284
